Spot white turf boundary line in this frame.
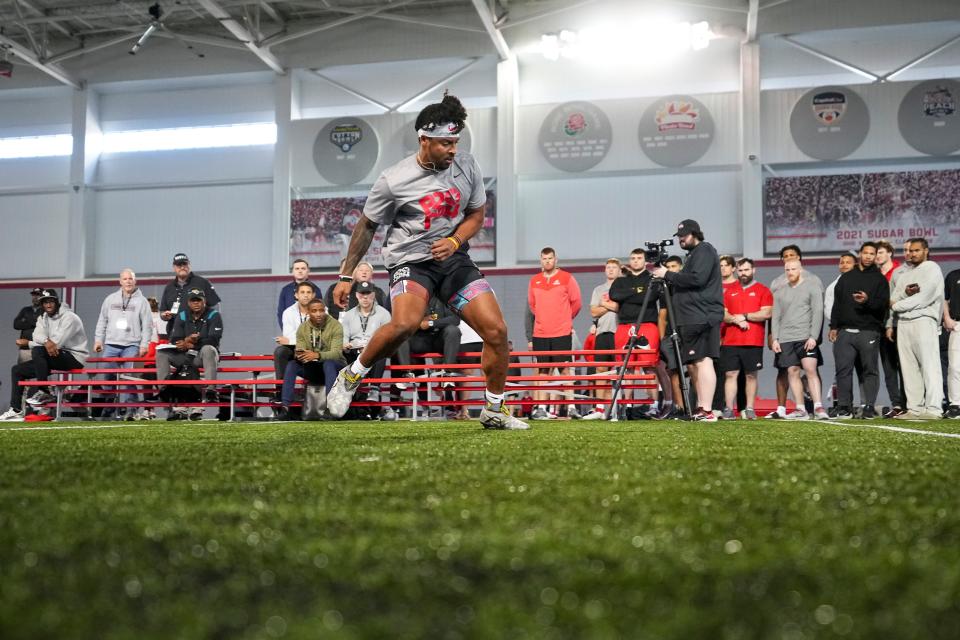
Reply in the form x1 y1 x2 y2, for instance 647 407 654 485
820 419 960 439
0 420 295 433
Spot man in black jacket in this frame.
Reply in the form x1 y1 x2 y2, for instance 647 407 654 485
156 288 224 420
828 241 890 418
13 288 43 364
649 219 724 422
159 253 220 336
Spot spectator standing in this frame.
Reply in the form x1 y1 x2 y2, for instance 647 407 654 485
828 242 890 419
771 261 829 420
943 265 960 418
277 259 320 327
890 238 944 419
584 258 622 420
648 220 724 422
159 253 220 337
875 240 905 417
19 290 89 411
720 258 773 420
157 288 224 421
13 288 43 364
658 255 685 416
528 247 582 419
93 269 154 420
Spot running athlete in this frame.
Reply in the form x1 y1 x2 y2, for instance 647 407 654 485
326 94 528 429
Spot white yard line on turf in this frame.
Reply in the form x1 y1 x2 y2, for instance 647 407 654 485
821 420 960 439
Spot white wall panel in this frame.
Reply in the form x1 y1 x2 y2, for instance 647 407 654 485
0 193 70 278
98 82 275 131
0 157 70 188
92 183 272 275
762 80 960 164
517 171 741 262
95 146 274 185
518 93 740 176
0 91 72 138
290 108 497 188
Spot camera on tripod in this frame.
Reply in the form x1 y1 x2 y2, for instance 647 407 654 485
643 239 674 265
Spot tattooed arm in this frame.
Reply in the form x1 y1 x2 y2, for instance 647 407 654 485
333 215 379 309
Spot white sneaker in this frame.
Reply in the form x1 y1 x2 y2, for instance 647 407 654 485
380 407 398 421
785 409 809 420
581 409 606 421
0 408 24 421
479 404 530 430
567 405 582 420
327 368 363 419
531 407 557 420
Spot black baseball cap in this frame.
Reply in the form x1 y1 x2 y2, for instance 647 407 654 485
38 289 59 302
30 287 44 296
673 219 702 237
355 281 374 294
187 287 205 300
173 253 190 265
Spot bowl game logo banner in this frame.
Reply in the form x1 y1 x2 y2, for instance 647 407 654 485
898 79 960 156
537 101 612 172
789 86 869 161
313 117 380 186
638 94 714 167
290 180 498 268
764 169 960 255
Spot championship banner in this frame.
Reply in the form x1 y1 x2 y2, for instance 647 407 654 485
764 169 960 255
290 181 497 268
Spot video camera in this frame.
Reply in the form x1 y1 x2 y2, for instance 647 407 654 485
643 239 674 265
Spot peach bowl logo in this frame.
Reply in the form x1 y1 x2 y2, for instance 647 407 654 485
656 101 699 131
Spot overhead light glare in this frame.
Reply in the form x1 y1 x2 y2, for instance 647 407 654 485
539 20 718 61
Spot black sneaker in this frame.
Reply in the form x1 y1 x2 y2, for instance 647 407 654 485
945 405 960 419
166 411 187 421
204 389 219 403
834 406 853 419
861 405 877 419
886 406 907 418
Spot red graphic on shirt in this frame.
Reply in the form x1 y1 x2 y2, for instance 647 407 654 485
419 187 462 229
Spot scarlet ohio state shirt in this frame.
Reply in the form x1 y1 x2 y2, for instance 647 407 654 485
362 152 486 269
723 281 773 347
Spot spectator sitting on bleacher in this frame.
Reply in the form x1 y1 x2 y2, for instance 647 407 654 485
276 299 346 420
13 287 44 365
276 258 320 328
156 287 224 420
17 290 90 413
93 269 154 421
326 261 390 320
159 253 220 336
274 282 316 403
340 281 394 419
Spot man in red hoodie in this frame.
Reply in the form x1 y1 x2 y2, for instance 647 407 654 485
528 247 582 419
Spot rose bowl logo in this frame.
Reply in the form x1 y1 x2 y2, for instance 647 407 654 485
812 91 847 124
656 101 699 131
563 112 587 136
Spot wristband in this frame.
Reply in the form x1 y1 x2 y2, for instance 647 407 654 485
446 236 461 250
338 274 353 283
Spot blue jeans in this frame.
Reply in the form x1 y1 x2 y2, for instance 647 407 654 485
282 359 344 406
103 344 141 406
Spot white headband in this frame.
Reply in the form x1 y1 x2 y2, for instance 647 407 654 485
417 121 463 139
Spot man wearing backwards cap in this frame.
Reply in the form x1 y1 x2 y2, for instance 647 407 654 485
10 290 89 414
328 93 527 429
648 219 725 422
13 287 44 364
156 287 224 420
158 252 220 338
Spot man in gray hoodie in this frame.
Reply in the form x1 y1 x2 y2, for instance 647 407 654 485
94 269 154 419
17 290 89 411
889 237 944 419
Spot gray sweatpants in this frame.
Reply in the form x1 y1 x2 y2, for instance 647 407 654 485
156 345 219 391
896 317 943 414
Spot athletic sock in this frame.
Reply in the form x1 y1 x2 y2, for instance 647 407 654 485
777 405 787 417
485 391 505 412
813 402 823 409
538 404 547 412
349 360 371 377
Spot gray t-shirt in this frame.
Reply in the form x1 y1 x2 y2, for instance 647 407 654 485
590 282 618 334
363 152 486 269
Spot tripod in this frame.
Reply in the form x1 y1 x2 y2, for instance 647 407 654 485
604 276 692 420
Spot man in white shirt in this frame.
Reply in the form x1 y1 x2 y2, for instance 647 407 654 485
274 282 315 399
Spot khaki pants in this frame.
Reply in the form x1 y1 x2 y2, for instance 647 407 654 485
897 317 943 414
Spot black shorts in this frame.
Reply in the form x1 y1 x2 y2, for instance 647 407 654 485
719 346 764 373
678 323 720 364
776 340 823 368
387 252 487 315
533 335 572 364
659 339 679 371
594 332 616 352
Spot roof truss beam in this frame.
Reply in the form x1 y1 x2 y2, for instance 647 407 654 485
470 0 510 61
195 0 285 73
0 32 80 88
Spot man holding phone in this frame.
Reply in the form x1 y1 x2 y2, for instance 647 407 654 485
888 238 943 419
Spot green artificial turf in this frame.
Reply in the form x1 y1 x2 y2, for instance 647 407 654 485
0 419 958 640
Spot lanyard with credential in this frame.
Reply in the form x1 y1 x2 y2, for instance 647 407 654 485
310 326 322 351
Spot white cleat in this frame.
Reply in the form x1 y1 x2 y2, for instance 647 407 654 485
479 405 530 430
326 368 363 419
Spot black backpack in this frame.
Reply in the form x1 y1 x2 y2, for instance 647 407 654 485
159 364 201 403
